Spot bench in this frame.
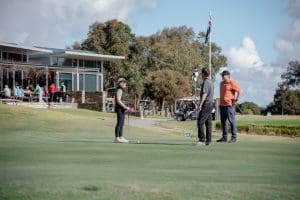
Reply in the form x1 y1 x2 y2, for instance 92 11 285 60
0 98 22 104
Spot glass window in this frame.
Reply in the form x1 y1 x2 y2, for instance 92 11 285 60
52 57 58 66
84 60 96 68
64 59 72 67
96 61 101 69
85 74 97 91
79 59 84 67
72 59 78 67
8 52 22 62
59 73 72 91
23 54 27 62
3 51 8 60
57 57 65 66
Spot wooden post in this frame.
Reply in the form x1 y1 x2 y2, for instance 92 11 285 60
82 90 85 103
102 91 106 112
140 104 144 119
0 67 3 91
12 68 15 94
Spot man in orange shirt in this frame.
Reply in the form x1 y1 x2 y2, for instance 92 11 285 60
217 70 241 143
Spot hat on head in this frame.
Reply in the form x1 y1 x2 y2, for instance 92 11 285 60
220 70 230 76
117 77 126 84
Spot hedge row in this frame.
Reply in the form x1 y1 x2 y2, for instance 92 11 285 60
215 122 300 137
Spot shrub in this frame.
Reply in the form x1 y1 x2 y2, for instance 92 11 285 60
214 122 299 137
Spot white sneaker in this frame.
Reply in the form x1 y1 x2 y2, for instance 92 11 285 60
119 137 129 143
195 141 206 146
114 137 122 143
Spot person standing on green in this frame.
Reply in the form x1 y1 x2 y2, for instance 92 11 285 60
114 78 130 143
196 67 214 146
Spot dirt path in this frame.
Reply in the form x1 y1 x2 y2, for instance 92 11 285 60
128 117 172 132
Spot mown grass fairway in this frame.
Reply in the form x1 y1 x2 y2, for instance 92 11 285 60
0 105 299 200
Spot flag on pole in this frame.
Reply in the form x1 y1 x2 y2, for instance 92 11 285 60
204 16 211 44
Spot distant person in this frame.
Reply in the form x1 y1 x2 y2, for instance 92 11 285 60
29 84 34 91
16 86 24 98
13 84 18 96
196 67 214 146
24 86 32 97
4 85 11 98
217 70 241 143
48 82 56 102
114 78 129 143
42 86 47 97
60 82 66 102
34 84 43 102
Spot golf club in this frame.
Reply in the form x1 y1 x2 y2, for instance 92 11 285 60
127 107 141 144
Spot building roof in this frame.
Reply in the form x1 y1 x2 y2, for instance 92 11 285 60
36 47 125 61
0 42 52 53
0 42 125 61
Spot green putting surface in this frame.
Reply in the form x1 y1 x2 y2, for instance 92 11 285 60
0 105 299 200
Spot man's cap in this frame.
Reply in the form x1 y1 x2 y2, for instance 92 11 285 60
117 77 126 84
220 70 230 76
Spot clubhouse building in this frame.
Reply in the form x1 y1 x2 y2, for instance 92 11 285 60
0 42 125 93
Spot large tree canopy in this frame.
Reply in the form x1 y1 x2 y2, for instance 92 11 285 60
73 19 227 109
268 61 300 115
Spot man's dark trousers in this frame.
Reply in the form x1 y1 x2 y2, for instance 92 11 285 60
197 102 213 143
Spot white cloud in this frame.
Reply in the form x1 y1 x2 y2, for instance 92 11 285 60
215 37 282 107
0 0 158 48
275 0 300 64
227 37 263 70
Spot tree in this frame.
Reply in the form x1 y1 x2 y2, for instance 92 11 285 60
148 27 227 79
80 19 136 89
269 61 300 115
239 101 260 115
72 20 228 109
145 69 190 110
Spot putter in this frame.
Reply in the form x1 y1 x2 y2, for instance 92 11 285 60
193 100 199 145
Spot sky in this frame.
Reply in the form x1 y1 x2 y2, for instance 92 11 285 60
0 0 299 106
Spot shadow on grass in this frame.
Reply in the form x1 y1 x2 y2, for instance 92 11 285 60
57 140 192 146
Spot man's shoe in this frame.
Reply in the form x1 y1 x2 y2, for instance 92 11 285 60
216 138 227 142
205 142 211 146
228 138 237 143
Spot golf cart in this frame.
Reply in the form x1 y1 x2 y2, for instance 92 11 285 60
175 97 216 121
175 97 199 121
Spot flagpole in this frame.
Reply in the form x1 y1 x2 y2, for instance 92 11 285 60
209 11 212 79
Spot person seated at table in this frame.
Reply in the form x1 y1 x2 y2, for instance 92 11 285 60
16 86 24 98
24 86 32 97
4 85 11 98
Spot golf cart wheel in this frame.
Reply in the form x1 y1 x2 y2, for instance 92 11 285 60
176 115 184 121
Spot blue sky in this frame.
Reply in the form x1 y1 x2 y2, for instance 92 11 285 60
1 0 299 106
124 0 295 106
127 0 289 64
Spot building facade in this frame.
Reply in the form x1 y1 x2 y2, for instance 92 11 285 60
0 42 125 93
